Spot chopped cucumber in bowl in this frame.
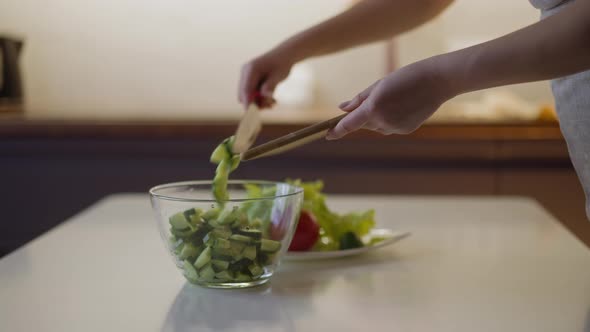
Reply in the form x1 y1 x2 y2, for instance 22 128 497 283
169 205 281 284
150 180 303 289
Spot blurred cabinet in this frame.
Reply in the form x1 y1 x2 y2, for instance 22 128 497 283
497 169 589 244
1 119 588 256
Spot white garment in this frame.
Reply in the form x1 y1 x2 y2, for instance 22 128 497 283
530 0 590 220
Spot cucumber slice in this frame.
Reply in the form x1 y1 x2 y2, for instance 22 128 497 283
210 144 229 163
339 231 364 250
209 227 232 239
217 208 239 225
235 227 262 240
169 212 192 230
188 209 204 226
212 238 231 249
204 233 231 249
194 246 211 269
235 272 252 282
173 242 185 256
229 258 252 272
224 136 236 155
230 155 241 171
229 234 251 243
232 211 249 228
215 159 231 178
211 136 238 205
202 208 220 222
250 218 263 229
203 233 214 247
215 270 234 281
260 239 281 253
190 226 210 243
242 245 257 261
228 240 246 257
183 208 196 220
183 260 199 282
212 176 229 203
170 226 196 238
178 242 201 260
248 263 263 277
259 253 276 266
199 263 216 281
211 247 234 261
211 259 230 272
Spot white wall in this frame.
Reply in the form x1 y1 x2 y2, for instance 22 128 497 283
434 0 552 103
0 0 552 120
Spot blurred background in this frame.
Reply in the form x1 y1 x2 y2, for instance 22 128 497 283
0 0 587 256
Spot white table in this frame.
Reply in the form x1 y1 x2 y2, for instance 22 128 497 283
1 194 590 332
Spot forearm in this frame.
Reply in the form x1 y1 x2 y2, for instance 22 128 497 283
274 0 453 62
441 0 590 95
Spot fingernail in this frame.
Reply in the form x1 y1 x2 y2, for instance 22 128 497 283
338 101 350 109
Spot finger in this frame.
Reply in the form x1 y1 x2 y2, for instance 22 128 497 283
239 65 260 109
339 81 379 112
260 75 281 98
326 104 370 140
338 100 351 110
339 94 364 113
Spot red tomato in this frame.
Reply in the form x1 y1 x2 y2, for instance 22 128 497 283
288 210 320 251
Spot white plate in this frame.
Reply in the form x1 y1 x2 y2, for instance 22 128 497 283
284 229 411 261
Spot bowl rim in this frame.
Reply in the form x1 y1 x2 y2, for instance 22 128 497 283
149 180 303 203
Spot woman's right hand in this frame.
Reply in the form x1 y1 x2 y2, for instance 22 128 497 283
238 48 295 109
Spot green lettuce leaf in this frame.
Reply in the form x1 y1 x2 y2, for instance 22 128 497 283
286 179 376 251
240 183 275 237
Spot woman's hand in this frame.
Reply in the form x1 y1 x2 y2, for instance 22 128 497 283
238 48 295 109
327 57 457 139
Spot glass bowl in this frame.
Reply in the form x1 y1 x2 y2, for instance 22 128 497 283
149 180 303 289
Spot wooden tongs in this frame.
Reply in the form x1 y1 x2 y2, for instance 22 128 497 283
236 113 345 161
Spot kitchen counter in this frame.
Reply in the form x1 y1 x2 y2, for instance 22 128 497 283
1 194 589 331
